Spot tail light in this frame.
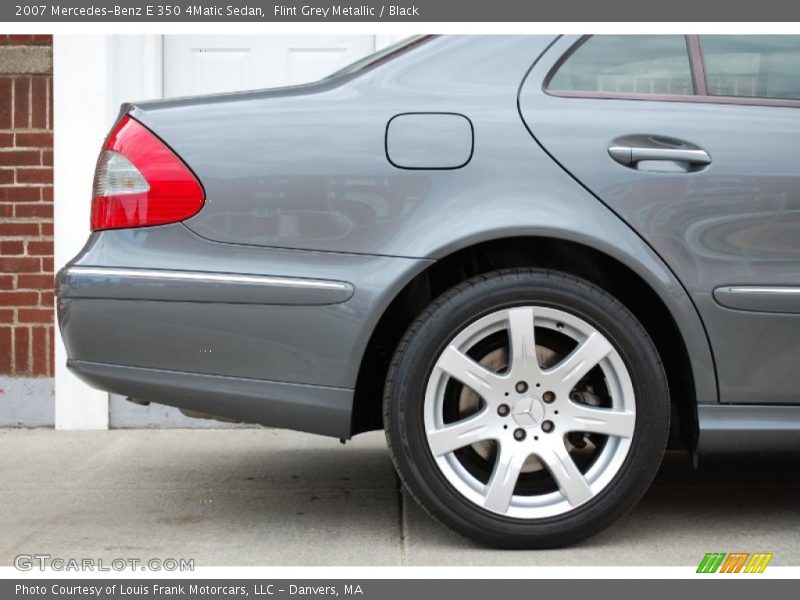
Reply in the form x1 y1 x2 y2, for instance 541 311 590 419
90 115 204 231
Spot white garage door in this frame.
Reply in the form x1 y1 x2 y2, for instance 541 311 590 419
110 34 381 428
163 35 377 96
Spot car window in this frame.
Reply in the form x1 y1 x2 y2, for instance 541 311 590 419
547 35 694 96
325 35 429 80
699 35 800 100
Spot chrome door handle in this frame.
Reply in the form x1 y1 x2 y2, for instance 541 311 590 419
608 145 711 166
608 134 711 170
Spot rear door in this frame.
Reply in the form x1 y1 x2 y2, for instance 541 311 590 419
520 35 800 405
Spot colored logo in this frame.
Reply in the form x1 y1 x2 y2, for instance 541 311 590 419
697 552 773 573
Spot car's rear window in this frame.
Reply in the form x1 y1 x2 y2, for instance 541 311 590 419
700 35 800 101
547 35 694 96
326 35 431 80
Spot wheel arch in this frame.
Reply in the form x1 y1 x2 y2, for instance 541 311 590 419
351 234 715 449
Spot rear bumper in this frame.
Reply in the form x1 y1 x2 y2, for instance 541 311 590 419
57 223 430 437
67 359 354 437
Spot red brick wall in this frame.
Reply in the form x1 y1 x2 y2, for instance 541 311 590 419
0 35 54 377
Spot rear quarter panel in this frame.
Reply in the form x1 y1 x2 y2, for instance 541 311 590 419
60 36 720 437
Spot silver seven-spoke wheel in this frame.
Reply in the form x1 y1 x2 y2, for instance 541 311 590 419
385 269 668 548
424 306 636 519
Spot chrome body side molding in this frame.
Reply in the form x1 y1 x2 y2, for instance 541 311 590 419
58 266 355 305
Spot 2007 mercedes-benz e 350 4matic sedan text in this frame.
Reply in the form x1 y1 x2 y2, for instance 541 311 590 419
58 35 800 548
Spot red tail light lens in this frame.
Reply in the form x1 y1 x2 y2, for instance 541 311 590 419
90 116 204 231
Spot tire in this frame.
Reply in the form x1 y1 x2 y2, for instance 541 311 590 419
383 268 669 548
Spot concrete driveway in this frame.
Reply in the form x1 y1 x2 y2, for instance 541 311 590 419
1 429 798 566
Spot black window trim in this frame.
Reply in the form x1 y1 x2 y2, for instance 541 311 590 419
543 34 800 109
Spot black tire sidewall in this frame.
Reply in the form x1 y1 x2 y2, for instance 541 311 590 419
384 269 670 549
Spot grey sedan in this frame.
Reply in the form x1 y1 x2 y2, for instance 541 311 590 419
57 35 800 548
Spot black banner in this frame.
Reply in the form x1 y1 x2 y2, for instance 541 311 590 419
4 0 800 22
4 580 799 600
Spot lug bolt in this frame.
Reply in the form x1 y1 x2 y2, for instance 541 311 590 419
541 420 555 433
513 428 526 441
497 404 510 417
542 391 556 403
515 381 528 393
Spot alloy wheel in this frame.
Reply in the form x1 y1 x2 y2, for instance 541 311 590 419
423 306 636 519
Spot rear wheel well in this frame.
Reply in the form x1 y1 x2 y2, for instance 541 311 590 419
351 237 697 448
